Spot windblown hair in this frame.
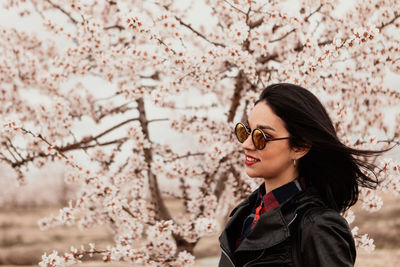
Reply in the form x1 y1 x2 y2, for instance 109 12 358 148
255 83 394 213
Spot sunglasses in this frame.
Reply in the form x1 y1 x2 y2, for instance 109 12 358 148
234 122 291 150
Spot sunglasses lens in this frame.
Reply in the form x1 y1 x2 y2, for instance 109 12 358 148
235 123 248 143
252 129 265 149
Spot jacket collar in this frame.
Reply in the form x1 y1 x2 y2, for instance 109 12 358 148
218 189 256 254
219 186 323 254
234 207 290 252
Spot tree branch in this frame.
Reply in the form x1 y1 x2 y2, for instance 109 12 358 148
96 101 136 121
80 117 139 147
163 152 205 163
45 0 78 24
269 28 296 43
10 117 138 168
174 16 226 48
136 97 172 221
148 118 169 123
257 53 280 64
213 170 230 201
227 70 246 122
11 152 58 168
248 17 264 29
78 138 128 150
222 0 247 15
20 129 69 160
156 37 177 54
378 13 400 30
4 142 19 163
6 137 24 161
304 4 323 22
104 25 125 31
179 176 190 211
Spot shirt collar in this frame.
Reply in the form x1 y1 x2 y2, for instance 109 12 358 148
257 176 306 213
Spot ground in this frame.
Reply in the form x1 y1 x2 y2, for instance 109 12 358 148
0 192 399 266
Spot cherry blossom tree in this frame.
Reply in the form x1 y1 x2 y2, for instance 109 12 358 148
1 0 400 266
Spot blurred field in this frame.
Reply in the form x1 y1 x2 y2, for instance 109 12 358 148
0 192 399 267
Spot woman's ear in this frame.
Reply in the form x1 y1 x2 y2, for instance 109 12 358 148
292 145 311 160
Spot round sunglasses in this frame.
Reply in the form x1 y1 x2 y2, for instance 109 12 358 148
234 122 291 150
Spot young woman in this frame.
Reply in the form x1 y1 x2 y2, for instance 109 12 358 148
218 83 392 267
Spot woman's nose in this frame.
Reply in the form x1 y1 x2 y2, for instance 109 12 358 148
241 134 255 150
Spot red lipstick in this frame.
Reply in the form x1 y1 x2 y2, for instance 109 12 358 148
245 154 260 166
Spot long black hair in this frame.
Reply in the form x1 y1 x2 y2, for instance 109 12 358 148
255 83 395 213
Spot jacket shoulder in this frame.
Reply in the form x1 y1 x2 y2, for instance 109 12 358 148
298 206 354 246
300 206 348 226
297 206 357 266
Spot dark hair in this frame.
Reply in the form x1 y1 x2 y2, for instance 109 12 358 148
255 83 395 213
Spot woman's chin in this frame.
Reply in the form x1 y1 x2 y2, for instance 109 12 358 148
245 170 259 178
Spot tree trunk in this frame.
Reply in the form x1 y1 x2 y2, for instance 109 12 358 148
136 97 172 221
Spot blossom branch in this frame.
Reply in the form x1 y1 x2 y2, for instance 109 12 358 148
248 17 264 29
227 70 246 122
30 0 45 19
45 0 78 24
213 169 230 201
174 16 226 48
378 13 400 30
304 4 323 22
5 137 24 161
79 137 129 150
136 97 172 221
94 91 123 102
96 101 137 121
354 138 400 146
0 151 11 163
104 25 125 31
74 117 139 147
179 176 190 211
9 117 139 167
222 0 247 15
156 37 177 54
4 142 20 163
20 128 69 160
269 28 296 43
163 152 205 163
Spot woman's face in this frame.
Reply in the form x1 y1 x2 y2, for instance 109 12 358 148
241 101 295 180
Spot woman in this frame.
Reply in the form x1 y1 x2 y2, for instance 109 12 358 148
218 83 392 267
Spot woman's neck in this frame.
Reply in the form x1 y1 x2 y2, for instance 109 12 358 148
263 169 299 194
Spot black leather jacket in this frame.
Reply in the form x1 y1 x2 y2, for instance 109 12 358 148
218 186 356 267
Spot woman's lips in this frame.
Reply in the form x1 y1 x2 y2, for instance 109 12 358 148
245 155 260 166
245 159 259 166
